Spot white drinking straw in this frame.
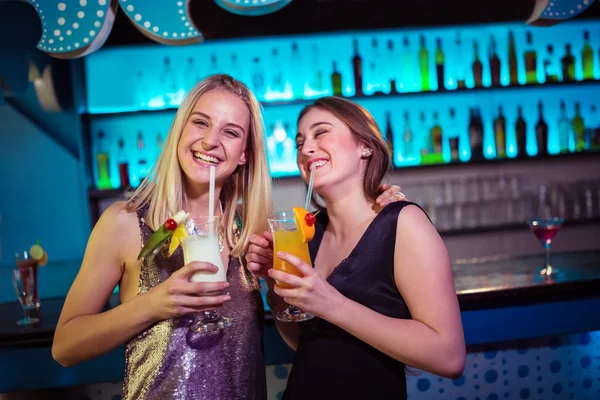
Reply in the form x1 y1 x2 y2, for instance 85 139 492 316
209 165 215 237
305 163 317 210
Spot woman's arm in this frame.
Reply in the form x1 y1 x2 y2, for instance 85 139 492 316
52 202 154 366
52 202 229 367
271 205 465 379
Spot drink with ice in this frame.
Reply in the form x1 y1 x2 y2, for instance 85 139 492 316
268 209 315 322
184 233 226 283
182 216 232 332
271 223 312 289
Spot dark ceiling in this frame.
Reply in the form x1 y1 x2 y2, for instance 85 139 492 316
102 0 600 47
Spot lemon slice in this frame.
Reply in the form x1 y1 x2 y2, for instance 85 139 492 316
30 244 45 260
169 224 189 256
293 207 315 243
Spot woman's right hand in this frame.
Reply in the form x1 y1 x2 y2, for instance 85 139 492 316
145 261 231 322
246 232 274 280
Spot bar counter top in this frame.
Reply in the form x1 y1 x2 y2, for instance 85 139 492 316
1 249 599 349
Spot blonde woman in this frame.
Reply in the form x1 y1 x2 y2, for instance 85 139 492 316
52 75 272 399
52 75 404 400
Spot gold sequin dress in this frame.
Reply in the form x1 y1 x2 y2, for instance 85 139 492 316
122 206 267 400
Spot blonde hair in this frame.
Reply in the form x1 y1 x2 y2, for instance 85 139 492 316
125 74 273 257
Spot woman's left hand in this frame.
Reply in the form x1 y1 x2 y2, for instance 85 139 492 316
376 184 407 208
268 251 342 320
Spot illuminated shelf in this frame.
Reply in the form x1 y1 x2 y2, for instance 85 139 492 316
83 79 600 118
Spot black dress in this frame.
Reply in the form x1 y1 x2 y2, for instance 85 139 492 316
284 201 417 400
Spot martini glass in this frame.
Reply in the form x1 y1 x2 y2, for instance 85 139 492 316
526 217 564 277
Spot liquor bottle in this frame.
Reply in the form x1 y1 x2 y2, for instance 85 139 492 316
419 35 430 91
266 123 277 163
290 43 304 99
229 53 242 81
561 44 576 82
523 31 537 84
352 38 364 96
282 122 295 163
494 105 506 158
584 105 597 149
469 107 484 161
184 57 199 93
472 40 483 88
207 53 220 76
489 36 501 87
572 102 585 152
272 121 287 162
447 108 459 162
331 61 343 97
137 131 149 185
160 57 178 104
418 111 433 155
589 105 600 149
508 31 518 86
385 111 395 166
369 37 383 94
96 131 111 189
252 58 265 98
582 30 594 81
435 38 445 91
515 106 527 157
270 48 284 93
536 100 549 156
310 44 324 92
400 37 418 91
454 32 467 89
403 111 414 159
136 70 149 108
558 100 571 153
386 40 398 94
117 137 130 189
544 45 560 83
431 112 443 154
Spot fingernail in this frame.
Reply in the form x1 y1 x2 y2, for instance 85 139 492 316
224 295 231 301
224 282 230 288
277 251 284 257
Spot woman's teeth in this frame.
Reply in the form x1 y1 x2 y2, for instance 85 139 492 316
193 152 220 165
312 160 328 169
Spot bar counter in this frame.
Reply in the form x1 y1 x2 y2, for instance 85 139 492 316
1 249 599 393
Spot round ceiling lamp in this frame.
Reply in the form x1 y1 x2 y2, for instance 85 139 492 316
213 0 293 16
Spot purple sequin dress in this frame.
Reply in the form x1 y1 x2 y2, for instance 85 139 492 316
122 207 267 400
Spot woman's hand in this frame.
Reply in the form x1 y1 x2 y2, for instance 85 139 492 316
268 251 343 320
246 232 274 280
145 261 231 322
376 184 407 208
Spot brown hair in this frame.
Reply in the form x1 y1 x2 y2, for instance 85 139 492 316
297 96 390 206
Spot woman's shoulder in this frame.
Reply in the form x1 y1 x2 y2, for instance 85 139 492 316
96 201 141 235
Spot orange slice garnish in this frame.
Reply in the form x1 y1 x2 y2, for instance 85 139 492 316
293 207 315 243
